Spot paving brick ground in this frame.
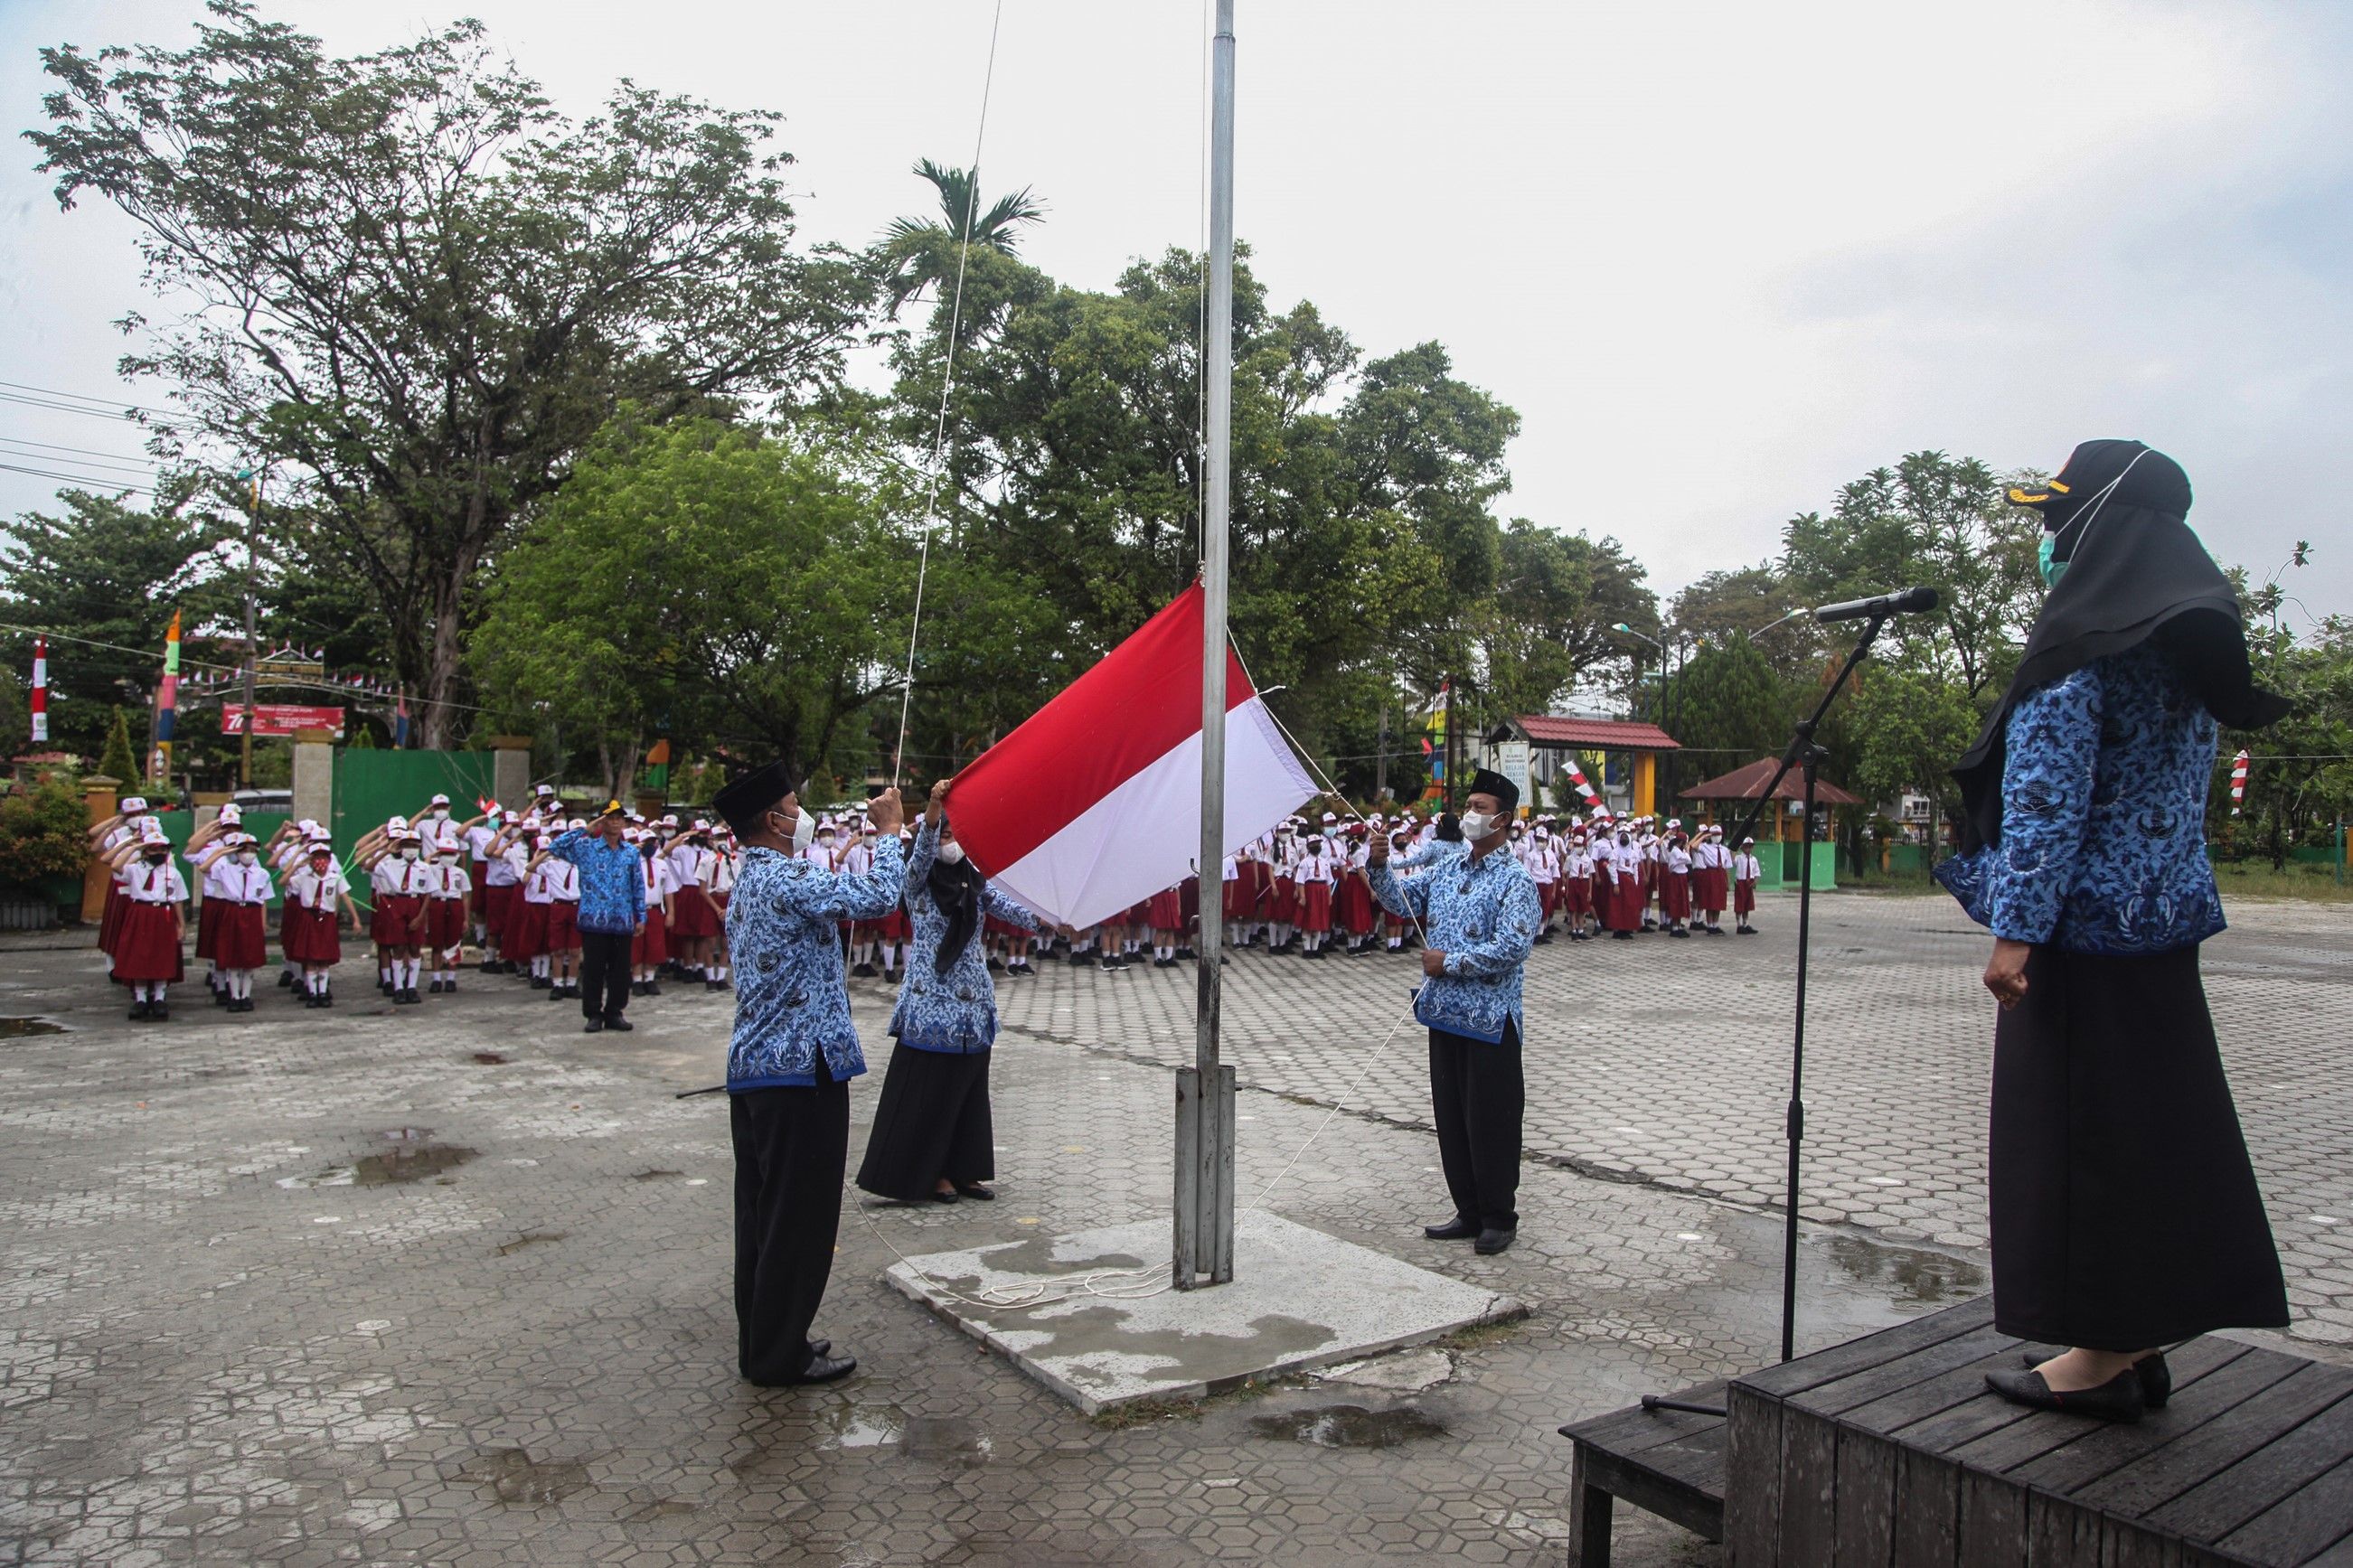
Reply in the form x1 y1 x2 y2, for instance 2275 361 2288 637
0 885 2344 1564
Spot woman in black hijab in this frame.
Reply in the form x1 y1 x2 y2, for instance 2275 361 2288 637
856 781 1040 1205
1936 440 2290 1422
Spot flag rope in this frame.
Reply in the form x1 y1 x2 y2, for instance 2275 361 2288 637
891 0 1006 790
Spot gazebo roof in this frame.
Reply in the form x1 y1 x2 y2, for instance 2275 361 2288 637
1512 715 1680 752
1680 756 1864 806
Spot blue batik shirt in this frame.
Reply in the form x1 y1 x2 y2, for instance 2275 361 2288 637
1934 643 2226 955
725 838 907 1090
1369 842 1542 1044
548 829 646 934
889 820 1040 1054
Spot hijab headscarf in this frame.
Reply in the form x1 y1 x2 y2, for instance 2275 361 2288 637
1952 440 2287 852
927 832 987 977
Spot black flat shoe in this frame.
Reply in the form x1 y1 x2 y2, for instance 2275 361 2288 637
605 1017 633 1032
929 1188 959 1205
581 1019 604 1033
955 1183 996 1201
782 1353 857 1385
1424 1217 1479 1241
1473 1226 1516 1255
1984 1366 2144 1422
2019 1349 2170 1408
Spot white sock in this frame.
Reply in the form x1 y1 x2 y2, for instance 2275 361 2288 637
153 983 167 1002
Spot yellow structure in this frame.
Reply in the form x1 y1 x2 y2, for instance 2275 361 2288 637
1631 753 1658 819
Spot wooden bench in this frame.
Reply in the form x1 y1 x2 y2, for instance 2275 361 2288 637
1556 1380 1730 1566
1727 1294 2353 1564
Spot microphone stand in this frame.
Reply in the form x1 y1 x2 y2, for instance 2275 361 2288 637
1641 610 1893 1419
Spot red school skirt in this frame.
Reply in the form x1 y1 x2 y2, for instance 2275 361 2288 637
1222 876 1251 921
110 901 184 983
194 897 223 961
547 899 580 952
1336 875 1374 935
426 897 468 953
1268 872 1296 925
216 902 269 970
1562 876 1593 916
1661 870 1693 920
1735 878 1757 916
634 906 669 967
99 881 127 955
483 881 518 947
1297 881 1333 933
371 893 424 947
1147 887 1183 929
671 888 720 941
284 905 342 966
507 898 550 962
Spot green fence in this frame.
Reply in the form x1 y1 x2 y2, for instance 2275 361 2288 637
330 750 497 867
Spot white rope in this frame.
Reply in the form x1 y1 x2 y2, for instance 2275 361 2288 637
892 0 1007 789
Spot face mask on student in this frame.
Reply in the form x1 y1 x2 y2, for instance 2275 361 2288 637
938 840 966 866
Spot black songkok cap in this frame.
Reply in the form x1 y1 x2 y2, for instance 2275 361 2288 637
714 759 798 837
1466 766 1520 813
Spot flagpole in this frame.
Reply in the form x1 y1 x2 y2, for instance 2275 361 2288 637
1177 0 1238 1290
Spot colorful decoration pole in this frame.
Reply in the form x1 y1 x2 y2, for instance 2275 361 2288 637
29 635 47 744
154 611 182 784
2230 748 2250 816
393 689 411 749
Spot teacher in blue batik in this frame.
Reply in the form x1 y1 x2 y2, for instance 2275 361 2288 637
1367 766 1542 1257
1938 440 2290 1423
858 780 1040 1206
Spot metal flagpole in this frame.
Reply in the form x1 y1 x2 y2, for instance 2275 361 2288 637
1176 0 1238 1290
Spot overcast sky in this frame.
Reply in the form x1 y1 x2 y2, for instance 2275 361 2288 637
4 1 2347 624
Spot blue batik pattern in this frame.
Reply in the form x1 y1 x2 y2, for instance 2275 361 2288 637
1368 845 1543 1044
888 821 1039 1055
1935 643 2226 954
724 839 907 1090
548 829 647 934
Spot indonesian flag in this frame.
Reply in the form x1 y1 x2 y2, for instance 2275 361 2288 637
2230 748 2250 816
947 584 1315 929
29 635 46 744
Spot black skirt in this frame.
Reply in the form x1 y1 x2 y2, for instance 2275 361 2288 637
854 1041 995 1203
1990 943 2288 1351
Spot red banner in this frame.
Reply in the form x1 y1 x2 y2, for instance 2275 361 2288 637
221 703 347 737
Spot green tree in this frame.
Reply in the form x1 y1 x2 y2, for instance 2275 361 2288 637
882 159 1045 318
474 415 906 790
1669 637 1796 775
33 3 871 746
0 492 232 756
1849 662 1981 858
0 671 28 760
98 706 138 784
0 775 90 887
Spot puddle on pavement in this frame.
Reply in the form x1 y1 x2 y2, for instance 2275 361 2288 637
1822 1234 1986 1306
820 1401 908 1450
902 1415 992 1465
0 1017 65 1038
456 1446 590 1506
354 1129 475 1186
470 1050 508 1066
1250 1403 1447 1449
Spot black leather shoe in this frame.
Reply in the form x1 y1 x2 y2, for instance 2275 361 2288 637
581 1018 604 1033
645 981 662 997
955 1183 996 1201
785 1353 857 1385
605 1016 633 1032
1424 1217 1479 1241
1473 1226 1516 1255
2019 1349 2170 1408
929 1188 959 1204
150 1003 169 1021
1984 1366 2144 1422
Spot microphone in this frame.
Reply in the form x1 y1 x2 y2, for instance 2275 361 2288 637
1812 587 1940 624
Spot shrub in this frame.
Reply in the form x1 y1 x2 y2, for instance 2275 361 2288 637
0 775 90 886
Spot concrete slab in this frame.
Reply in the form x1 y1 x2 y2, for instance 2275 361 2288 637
882 1209 1524 1414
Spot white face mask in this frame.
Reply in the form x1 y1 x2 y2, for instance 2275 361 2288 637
430 808 448 820
938 840 966 866
235 850 257 866
773 806 817 854
400 847 419 861
1458 809 1496 839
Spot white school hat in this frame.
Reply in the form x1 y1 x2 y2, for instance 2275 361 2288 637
121 796 149 813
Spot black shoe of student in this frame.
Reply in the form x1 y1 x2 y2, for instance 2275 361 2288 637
851 963 872 979
2016 1349 2170 1409
403 989 423 1005
1424 1216 1479 1241
605 1016 633 1032
645 981 662 997
1738 925 1758 934
128 1000 150 1021
148 1002 169 1022
1613 930 1634 941
479 959 499 973
955 1183 996 1201
528 975 548 990
548 985 566 1000
1984 1366 2143 1422
1176 946 1196 961
278 971 295 988
239 997 256 1013
630 981 646 997
380 980 395 996
582 1018 604 1034
211 985 227 1005
706 978 721 991
780 1353 858 1386
1473 1226 1516 1256
986 956 1004 972
304 991 322 1008
1670 926 1690 938
929 1188 959 1205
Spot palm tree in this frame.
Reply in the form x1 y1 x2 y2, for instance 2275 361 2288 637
881 158 1044 317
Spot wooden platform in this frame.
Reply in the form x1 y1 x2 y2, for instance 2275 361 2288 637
1557 1381 1728 1566
1727 1295 2353 1564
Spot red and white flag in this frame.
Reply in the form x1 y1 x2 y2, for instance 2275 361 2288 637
29 636 47 745
947 584 1315 929
2230 748 2250 816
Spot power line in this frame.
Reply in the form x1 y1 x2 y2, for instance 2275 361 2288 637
0 434 159 469
0 439 156 476
0 460 157 494
0 379 183 420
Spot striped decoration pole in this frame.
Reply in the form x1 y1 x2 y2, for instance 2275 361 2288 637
29 635 47 744
2230 748 2250 816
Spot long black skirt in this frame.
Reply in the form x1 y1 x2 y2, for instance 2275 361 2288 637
855 1041 995 1203
1990 943 2288 1351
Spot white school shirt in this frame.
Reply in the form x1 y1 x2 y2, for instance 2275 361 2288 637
1666 846 1692 875
123 858 189 904
643 854 678 902
426 860 472 898
1222 855 1239 882
417 812 464 855
1734 852 1763 882
484 837 524 887
1294 850 1334 886
839 840 873 878
287 864 347 911
371 857 428 899
801 840 838 871
216 860 274 905
711 851 736 896
199 853 237 904
547 860 581 902
522 861 556 905
463 822 498 865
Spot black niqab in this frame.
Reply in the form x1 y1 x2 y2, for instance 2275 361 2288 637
1953 441 2287 852
927 841 987 977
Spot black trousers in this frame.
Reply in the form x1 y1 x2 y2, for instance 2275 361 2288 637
855 1042 995 1202
731 1063 850 1384
1991 944 2287 1350
578 929 633 1023
1428 1019 1523 1231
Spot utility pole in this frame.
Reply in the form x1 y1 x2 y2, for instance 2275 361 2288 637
237 467 261 786
1445 677 1459 812
1174 0 1238 1290
1375 705 1388 803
